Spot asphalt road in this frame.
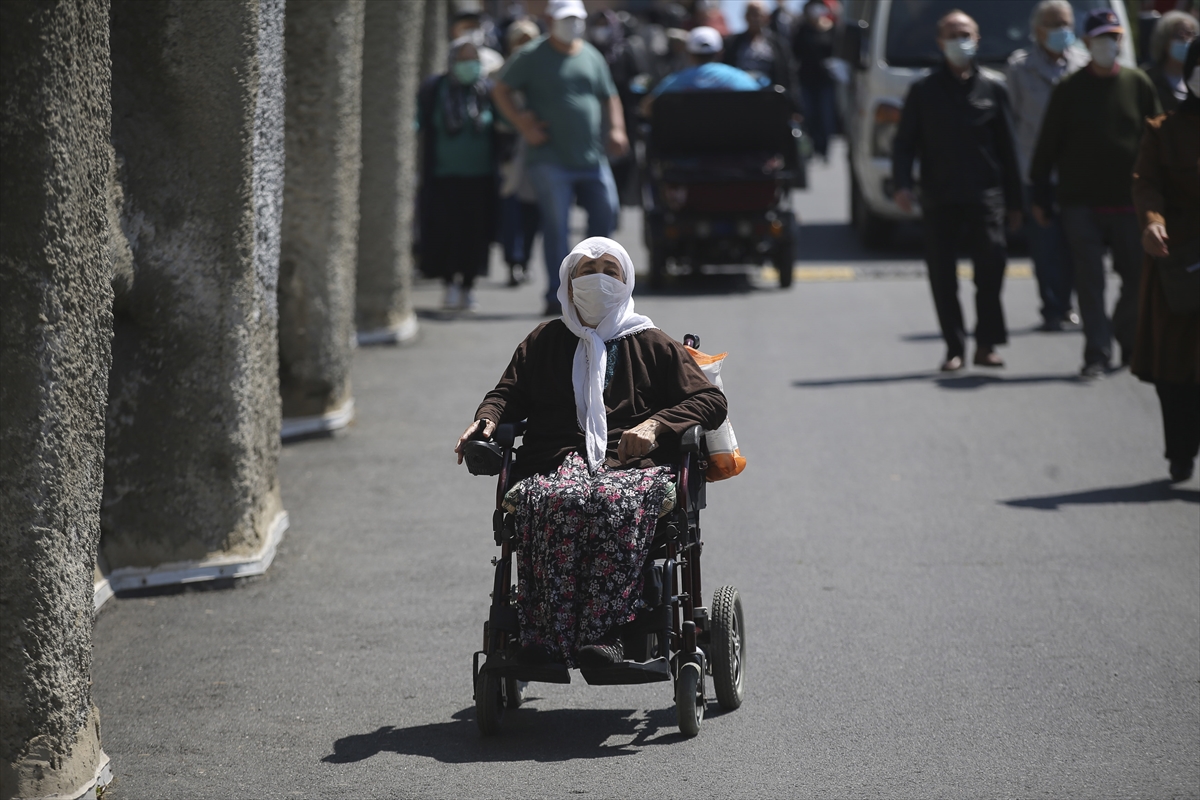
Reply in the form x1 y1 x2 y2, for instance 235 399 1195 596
92 145 1199 799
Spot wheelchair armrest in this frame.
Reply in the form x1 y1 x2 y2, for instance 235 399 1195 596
463 440 504 476
680 424 705 454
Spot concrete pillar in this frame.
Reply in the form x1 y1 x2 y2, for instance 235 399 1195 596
421 0 448 80
356 0 426 345
0 1 114 797
102 0 288 586
278 0 366 437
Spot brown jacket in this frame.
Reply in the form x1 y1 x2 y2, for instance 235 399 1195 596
1130 109 1200 385
476 322 728 479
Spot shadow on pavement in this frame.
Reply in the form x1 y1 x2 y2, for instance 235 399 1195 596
322 705 696 765
1001 479 1200 510
792 372 1081 390
795 221 924 261
415 308 548 324
900 327 1075 342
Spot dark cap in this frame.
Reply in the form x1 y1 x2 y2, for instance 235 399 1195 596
1083 8 1124 37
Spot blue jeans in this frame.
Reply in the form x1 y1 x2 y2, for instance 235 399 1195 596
800 83 837 157
1023 185 1074 323
499 195 540 268
527 161 618 305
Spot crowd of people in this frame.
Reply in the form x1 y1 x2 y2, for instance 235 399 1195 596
892 2 1198 482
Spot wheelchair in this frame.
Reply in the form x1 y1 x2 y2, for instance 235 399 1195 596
461 337 746 738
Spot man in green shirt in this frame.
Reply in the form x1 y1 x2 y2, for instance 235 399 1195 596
1030 8 1161 378
493 0 628 315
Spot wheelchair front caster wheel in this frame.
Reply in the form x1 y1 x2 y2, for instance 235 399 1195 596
505 678 527 709
475 671 505 735
675 661 705 737
711 585 745 710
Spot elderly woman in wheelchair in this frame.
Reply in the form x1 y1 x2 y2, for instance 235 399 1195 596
456 237 743 736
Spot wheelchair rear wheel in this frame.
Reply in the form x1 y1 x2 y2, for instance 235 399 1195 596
476 671 505 735
711 585 745 710
675 661 705 737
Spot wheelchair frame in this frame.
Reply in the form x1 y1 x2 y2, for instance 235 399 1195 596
464 341 745 737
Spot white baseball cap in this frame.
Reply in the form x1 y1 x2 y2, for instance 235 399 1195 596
686 26 723 55
546 0 586 20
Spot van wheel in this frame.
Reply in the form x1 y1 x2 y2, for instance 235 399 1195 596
773 244 794 289
851 172 893 250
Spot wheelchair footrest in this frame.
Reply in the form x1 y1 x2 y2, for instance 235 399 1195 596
482 653 571 684
580 657 670 685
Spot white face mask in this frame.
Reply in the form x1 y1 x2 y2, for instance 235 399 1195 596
571 273 626 326
552 16 586 44
942 36 978 67
1188 65 1200 98
1088 36 1120 69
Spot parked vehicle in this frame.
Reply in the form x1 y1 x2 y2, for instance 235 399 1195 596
835 0 1135 248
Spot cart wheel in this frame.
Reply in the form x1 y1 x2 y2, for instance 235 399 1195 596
711 585 745 710
774 246 794 289
675 661 705 737
505 678 527 709
475 671 504 735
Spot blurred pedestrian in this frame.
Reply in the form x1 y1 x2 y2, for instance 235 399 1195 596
1130 39 1200 483
1030 8 1162 378
493 0 628 316
692 0 729 37
1006 0 1088 332
497 19 542 287
418 38 498 312
451 9 506 76
640 26 759 118
724 1 799 106
1143 10 1199 111
587 9 651 207
892 10 1023 372
792 0 839 160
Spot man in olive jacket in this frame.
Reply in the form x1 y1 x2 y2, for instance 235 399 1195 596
893 10 1022 372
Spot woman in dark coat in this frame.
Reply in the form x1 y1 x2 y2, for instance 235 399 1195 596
1130 39 1200 483
417 38 498 312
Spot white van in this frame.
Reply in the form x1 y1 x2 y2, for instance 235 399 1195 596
836 0 1135 248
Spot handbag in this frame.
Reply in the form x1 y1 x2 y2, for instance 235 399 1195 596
1157 236 1200 315
686 346 746 482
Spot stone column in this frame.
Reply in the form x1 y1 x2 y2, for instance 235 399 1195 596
421 0 448 80
0 1 114 797
356 0 426 345
101 0 288 585
278 0 366 437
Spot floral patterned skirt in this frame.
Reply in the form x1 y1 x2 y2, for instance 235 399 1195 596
505 451 672 666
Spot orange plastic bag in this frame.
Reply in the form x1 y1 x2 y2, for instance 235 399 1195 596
686 346 746 482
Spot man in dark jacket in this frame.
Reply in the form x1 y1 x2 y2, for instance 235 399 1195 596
893 10 1023 372
724 1 798 108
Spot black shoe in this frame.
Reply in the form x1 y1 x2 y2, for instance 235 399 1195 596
940 355 965 372
1079 361 1108 379
516 644 555 666
1065 310 1081 326
576 637 624 668
1036 317 1064 332
1169 459 1195 483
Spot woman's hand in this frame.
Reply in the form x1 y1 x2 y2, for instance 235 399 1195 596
618 418 660 464
455 419 496 464
1142 222 1169 258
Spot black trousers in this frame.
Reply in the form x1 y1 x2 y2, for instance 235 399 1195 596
1155 384 1200 463
426 175 496 288
923 199 1008 357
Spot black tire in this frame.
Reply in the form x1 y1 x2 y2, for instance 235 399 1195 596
504 678 527 710
711 585 745 711
475 671 504 735
773 245 794 289
675 661 705 737
850 171 893 250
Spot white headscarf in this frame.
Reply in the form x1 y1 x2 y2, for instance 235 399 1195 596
556 237 656 472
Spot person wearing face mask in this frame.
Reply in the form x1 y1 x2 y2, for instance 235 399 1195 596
892 11 1023 373
1030 8 1161 378
1006 0 1088 333
1130 38 1200 483
492 0 630 317
454 237 727 667
417 38 498 312
1143 11 1199 113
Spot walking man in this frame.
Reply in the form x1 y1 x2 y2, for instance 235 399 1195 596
1031 8 1161 377
493 0 629 316
1007 0 1088 332
893 10 1023 372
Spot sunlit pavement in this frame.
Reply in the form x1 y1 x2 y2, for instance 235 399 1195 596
91 140 1199 799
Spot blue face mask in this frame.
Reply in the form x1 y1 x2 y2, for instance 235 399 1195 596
1045 26 1075 54
452 59 482 85
1169 39 1191 63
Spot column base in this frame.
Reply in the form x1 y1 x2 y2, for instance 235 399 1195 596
1 707 111 800
356 312 418 346
104 510 289 593
281 396 355 441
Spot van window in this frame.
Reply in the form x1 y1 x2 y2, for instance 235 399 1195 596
885 0 1111 67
